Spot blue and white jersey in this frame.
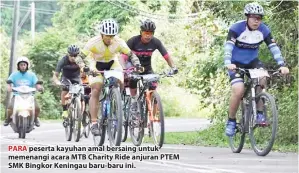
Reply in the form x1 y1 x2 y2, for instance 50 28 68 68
224 20 284 66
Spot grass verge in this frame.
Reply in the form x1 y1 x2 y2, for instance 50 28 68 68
132 123 297 153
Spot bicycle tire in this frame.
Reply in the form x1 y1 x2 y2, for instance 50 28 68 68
149 91 165 148
107 87 123 146
73 97 82 142
249 91 278 156
94 101 107 146
228 100 246 153
82 111 91 138
129 96 145 146
65 105 73 141
121 94 129 142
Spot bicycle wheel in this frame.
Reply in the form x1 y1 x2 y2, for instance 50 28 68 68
129 95 145 146
93 101 107 146
107 87 123 146
65 104 73 141
82 111 91 138
73 97 82 142
149 91 164 148
249 92 278 156
121 92 129 142
228 100 246 153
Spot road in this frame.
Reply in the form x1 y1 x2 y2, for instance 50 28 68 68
0 119 297 173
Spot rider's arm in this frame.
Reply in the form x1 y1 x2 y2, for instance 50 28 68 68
119 39 141 67
6 73 14 92
32 73 42 90
264 32 285 66
224 29 237 66
82 41 97 71
155 38 176 68
52 58 64 84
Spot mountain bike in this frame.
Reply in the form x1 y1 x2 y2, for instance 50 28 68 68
228 67 282 156
59 79 85 142
125 72 173 148
91 70 124 146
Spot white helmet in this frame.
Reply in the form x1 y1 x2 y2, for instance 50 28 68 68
244 2 264 16
98 19 119 35
16 56 30 70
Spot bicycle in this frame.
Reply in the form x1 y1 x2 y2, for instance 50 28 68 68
228 67 282 156
59 79 85 142
90 69 124 147
125 71 173 148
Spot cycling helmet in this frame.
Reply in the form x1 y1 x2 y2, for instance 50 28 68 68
140 19 156 32
98 19 119 35
67 44 80 55
244 2 264 16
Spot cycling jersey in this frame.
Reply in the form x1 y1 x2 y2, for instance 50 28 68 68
125 35 169 72
82 35 130 63
224 20 284 66
55 55 80 79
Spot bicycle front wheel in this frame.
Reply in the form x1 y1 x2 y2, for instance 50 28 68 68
107 87 123 146
73 97 82 142
149 91 165 148
249 92 278 156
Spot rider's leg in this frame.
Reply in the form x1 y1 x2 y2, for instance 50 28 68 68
226 70 245 136
61 90 68 118
252 60 268 124
89 75 103 135
4 96 15 126
129 79 138 114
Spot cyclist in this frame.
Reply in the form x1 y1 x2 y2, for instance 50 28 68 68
224 2 289 136
4 56 43 127
52 44 87 126
121 19 178 116
81 18 142 135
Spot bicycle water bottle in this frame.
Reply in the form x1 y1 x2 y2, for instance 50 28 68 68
106 100 110 116
102 100 107 118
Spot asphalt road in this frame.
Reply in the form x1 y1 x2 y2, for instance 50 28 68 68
0 119 297 173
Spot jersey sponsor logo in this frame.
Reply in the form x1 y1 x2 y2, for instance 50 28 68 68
16 79 30 86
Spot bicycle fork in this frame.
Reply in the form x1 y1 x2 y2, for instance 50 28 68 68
250 87 257 132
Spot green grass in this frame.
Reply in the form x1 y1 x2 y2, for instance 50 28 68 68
159 124 298 153
125 123 297 153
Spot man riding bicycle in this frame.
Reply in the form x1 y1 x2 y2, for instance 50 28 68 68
224 2 290 137
121 19 178 116
52 44 87 126
81 18 142 135
4 56 43 127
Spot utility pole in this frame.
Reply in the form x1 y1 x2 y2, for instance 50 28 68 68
5 0 20 119
31 1 35 41
9 0 20 74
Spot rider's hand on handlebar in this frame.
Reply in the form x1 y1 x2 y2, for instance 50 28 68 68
170 66 178 75
226 64 237 70
55 80 62 86
7 85 12 92
279 66 289 75
135 64 144 73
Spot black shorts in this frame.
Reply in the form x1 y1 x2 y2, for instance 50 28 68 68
129 69 158 90
61 76 81 91
228 58 264 85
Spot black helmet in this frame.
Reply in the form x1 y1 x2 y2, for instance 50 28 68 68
140 19 156 32
67 44 80 55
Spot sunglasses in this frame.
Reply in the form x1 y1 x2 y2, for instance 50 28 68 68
248 14 263 21
69 54 78 57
